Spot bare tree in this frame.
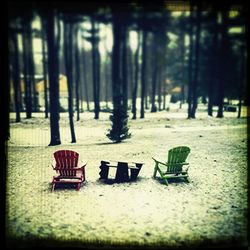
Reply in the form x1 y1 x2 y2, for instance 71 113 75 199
140 28 147 119
238 40 246 118
46 10 61 146
207 11 219 116
64 18 76 143
131 30 141 119
179 25 185 109
9 20 21 122
217 10 229 118
121 20 128 111
151 33 158 113
21 17 33 118
74 24 81 121
90 15 100 119
81 46 90 111
41 16 49 118
190 4 201 118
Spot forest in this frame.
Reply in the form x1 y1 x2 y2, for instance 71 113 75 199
8 0 248 145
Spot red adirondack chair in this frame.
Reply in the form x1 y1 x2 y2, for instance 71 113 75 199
51 150 86 191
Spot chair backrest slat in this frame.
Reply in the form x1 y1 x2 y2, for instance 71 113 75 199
54 150 79 177
167 146 190 173
59 169 76 177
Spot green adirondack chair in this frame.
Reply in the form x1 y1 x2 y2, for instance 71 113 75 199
152 146 191 185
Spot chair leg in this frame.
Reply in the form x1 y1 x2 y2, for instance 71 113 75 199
163 178 168 186
76 183 81 191
52 183 55 191
153 164 158 178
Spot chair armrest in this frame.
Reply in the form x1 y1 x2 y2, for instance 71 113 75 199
78 162 87 168
183 164 190 172
152 157 168 166
165 162 189 166
74 166 85 170
131 161 144 165
51 164 61 174
74 162 87 170
152 158 189 168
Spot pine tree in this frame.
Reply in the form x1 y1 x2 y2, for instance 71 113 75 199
107 10 131 143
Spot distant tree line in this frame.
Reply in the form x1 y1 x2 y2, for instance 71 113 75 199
8 0 248 145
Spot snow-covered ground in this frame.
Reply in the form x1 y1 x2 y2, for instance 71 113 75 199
6 105 248 248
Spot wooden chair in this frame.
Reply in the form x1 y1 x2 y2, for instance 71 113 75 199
51 150 86 191
152 146 191 185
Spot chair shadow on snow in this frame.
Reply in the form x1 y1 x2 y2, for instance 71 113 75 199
154 176 190 185
48 176 189 191
94 141 130 146
98 176 146 185
50 182 84 191
49 176 190 191
48 176 149 191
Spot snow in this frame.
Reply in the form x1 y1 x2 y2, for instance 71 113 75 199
6 105 248 248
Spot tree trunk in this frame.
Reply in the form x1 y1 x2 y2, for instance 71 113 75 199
121 26 128 111
82 47 90 111
208 12 218 117
22 24 32 118
64 21 76 143
163 78 166 110
151 33 157 113
190 7 201 118
179 31 185 109
27 25 37 112
140 29 147 119
112 13 122 117
91 16 100 119
96 39 101 112
187 5 194 119
10 31 21 122
104 26 112 110
105 57 110 109
127 47 133 111
217 11 229 118
46 11 61 146
132 31 141 120
157 66 162 111
244 12 250 106
74 24 80 121
238 43 246 118
41 17 49 118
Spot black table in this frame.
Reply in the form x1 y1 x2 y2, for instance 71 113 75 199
99 160 144 183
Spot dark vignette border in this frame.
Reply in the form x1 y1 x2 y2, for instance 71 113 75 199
4 0 249 249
